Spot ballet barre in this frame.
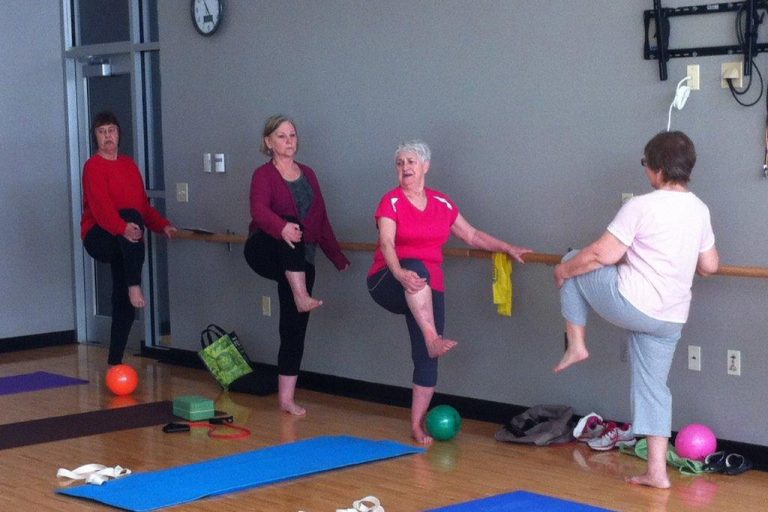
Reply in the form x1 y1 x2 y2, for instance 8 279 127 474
173 230 768 279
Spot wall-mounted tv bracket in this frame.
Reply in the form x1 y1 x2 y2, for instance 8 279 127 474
644 0 766 81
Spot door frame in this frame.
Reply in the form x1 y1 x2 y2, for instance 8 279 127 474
62 0 164 348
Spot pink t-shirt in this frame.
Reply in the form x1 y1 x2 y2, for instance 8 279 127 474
368 187 459 291
607 190 715 323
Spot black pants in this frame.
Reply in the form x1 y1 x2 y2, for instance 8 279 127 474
244 223 314 376
367 259 444 387
83 209 145 365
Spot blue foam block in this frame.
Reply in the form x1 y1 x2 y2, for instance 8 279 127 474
59 435 424 511
424 490 614 511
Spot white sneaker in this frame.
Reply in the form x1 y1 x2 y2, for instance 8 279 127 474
573 412 605 442
587 422 636 451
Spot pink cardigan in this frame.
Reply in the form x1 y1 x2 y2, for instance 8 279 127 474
248 161 349 270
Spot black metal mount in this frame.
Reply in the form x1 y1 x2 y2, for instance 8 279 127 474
644 0 766 80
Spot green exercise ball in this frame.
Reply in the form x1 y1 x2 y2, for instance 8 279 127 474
426 405 462 441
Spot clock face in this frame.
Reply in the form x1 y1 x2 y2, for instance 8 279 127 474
191 0 223 36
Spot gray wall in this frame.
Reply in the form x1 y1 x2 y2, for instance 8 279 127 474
0 1 73 338
158 1 768 446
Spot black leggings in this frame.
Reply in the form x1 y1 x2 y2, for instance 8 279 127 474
83 209 145 365
244 223 314 376
367 259 444 387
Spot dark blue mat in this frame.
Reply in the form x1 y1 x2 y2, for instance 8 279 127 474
59 435 424 511
425 490 614 511
0 371 88 396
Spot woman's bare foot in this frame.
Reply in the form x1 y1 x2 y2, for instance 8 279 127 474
412 425 434 445
280 401 306 416
553 347 589 373
128 286 145 308
294 294 323 313
625 473 671 489
426 336 457 358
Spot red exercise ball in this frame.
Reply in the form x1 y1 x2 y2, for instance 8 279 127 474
105 364 139 396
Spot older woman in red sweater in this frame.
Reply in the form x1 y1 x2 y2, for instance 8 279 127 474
81 111 176 365
244 115 349 416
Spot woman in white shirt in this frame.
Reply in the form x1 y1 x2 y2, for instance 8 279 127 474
554 131 719 489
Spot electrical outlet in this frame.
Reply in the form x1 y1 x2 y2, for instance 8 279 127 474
262 296 271 317
688 345 701 371
687 64 700 90
721 61 743 88
176 182 188 202
727 349 741 376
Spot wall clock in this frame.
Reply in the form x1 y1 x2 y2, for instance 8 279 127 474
191 0 223 36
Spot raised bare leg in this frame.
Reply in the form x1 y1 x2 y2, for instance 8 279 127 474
404 285 457 358
127 285 146 308
278 374 306 416
412 384 435 445
554 321 589 373
626 435 672 488
285 270 322 312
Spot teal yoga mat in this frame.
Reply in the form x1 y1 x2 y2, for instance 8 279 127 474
59 435 424 511
425 490 614 511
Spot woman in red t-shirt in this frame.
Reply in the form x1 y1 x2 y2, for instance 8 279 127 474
367 140 532 444
81 111 176 365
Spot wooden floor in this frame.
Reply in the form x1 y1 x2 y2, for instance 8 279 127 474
0 344 765 511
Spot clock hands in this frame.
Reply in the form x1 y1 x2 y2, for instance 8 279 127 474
194 0 221 35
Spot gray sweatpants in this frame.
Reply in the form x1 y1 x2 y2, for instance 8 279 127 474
560 251 683 437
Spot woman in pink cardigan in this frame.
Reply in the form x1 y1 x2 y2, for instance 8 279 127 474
244 115 349 416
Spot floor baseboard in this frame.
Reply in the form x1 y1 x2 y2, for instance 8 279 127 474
0 331 76 353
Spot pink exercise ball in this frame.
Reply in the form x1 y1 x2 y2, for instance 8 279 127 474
675 423 717 461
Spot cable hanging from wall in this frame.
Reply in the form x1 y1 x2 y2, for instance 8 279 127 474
725 2 766 107
667 75 692 131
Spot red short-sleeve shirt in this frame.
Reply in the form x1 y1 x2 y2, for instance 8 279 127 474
368 187 459 291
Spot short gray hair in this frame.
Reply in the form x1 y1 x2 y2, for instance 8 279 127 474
395 140 431 163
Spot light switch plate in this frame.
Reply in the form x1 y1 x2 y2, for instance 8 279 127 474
214 153 225 173
203 153 211 173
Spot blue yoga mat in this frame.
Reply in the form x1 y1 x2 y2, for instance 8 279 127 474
59 435 424 511
425 490 614 512
0 371 88 396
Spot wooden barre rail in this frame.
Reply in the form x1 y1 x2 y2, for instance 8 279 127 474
173 229 768 279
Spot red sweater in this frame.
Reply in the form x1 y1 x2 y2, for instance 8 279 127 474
80 154 170 239
249 161 349 270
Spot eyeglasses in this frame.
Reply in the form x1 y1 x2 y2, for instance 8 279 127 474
641 158 647 167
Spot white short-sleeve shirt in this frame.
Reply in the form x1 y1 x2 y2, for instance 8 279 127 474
607 190 715 323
